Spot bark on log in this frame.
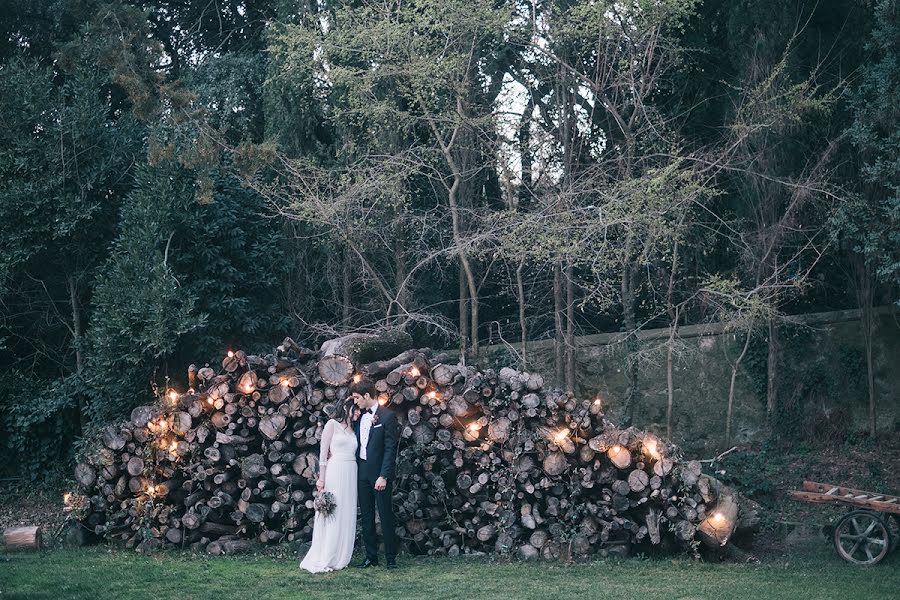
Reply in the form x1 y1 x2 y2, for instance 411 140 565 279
697 479 739 547
320 330 413 365
3 526 41 551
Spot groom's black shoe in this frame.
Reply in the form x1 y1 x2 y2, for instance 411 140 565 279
386 559 398 570
356 558 378 568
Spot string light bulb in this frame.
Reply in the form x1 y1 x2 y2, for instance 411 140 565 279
352 373 363 384
227 350 234 358
378 394 389 406
167 390 179 403
553 428 570 443
63 492 72 505
280 378 290 388
426 390 439 401
409 367 420 378
146 485 157 496
468 423 481 432
711 512 726 525
643 436 661 460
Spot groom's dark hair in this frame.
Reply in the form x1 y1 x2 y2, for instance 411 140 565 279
349 377 376 397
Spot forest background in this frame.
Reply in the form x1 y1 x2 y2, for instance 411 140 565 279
1 0 897 480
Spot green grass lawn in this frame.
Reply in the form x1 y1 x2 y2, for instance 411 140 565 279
1 546 898 600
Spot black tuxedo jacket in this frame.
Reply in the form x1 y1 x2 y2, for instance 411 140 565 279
354 405 399 481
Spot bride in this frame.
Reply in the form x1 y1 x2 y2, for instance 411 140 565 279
299 396 359 573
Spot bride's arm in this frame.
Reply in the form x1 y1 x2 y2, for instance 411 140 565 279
316 420 334 491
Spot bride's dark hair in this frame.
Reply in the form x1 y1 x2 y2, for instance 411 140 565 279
332 395 358 426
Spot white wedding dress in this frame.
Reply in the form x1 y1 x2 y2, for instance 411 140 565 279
299 419 359 573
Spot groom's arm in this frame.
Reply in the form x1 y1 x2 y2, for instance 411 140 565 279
379 411 399 480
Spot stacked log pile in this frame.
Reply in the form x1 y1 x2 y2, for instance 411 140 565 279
71 336 741 557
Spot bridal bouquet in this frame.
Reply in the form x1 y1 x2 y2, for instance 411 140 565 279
313 491 337 517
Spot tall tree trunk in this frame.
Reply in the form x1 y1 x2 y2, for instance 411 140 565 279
342 248 352 326
68 276 84 374
553 260 565 384
68 275 84 432
727 324 754 446
622 304 638 426
621 239 638 427
856 257 877 436
665 239 680 439
469 269 479 359
516 258 527 368
864 303 876 437
556 65 575 390
393 234 408 325
518 95 533 210
459 264 469 365
765 317 778 423
565 262 576 394
423 101 478 359
666 320 676 439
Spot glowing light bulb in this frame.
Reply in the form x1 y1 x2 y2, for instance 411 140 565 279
63 492 72 505
610 445 622 456
468 423 480 432
242 384 254 394
280 378 290 387
227 350 234 358
427 390 439 400
378 394 388 406
352 373 363 384
409 367 420 378
167 390 179 403
593 397 602 406
711 512 726 525
207 397 214 406
147 485 156 496
169 441 178 452
554 428 570 443
157 419 167 431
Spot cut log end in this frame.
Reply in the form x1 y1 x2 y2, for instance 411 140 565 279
317 355 354 387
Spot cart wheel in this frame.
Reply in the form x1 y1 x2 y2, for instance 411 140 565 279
888 515 900 553
833 510 891 565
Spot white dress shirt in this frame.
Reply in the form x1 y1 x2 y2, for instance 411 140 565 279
359 407 376 460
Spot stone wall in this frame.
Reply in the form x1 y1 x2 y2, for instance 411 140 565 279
478 307 900 453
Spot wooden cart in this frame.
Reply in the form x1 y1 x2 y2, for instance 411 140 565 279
789 481 900 565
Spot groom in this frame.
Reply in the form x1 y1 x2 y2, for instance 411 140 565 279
350 378 400 569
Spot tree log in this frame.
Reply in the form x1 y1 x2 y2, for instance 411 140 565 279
3 526 41 551
320 330 413 365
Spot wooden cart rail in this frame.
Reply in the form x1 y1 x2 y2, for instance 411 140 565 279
788 481 900 515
